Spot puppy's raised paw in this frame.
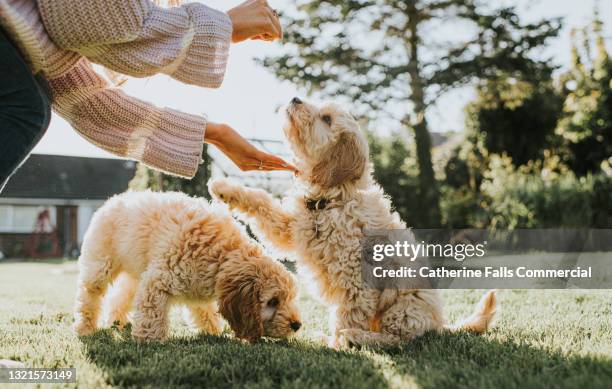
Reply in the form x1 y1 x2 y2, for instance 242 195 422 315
208 178 239 205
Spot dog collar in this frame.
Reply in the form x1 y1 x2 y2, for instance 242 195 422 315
305 197 330 211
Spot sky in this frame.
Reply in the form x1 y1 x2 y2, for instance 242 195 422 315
33 0 612 159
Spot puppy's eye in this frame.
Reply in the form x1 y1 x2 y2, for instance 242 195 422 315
321 115 332 125
267 298 279 308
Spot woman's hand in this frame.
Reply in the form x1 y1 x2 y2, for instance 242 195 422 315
205 122 296 172
227 0 282 43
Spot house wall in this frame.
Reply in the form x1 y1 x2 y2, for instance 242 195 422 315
77 205 96 245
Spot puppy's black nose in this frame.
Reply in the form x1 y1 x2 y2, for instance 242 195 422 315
291 97 302 105
290 321 302 332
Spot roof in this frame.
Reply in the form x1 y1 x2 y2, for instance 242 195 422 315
1 154 136 200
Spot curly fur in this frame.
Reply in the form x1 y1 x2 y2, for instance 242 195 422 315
210 99 497 348
73 191 301 342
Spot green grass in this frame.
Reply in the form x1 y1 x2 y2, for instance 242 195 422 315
1 259 611 388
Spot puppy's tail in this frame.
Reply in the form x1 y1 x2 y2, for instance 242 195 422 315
446 290 498 334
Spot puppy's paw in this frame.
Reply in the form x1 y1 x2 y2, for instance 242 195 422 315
337 329 362 349
72 320 96 337
131 329 165 343
208 178 240 206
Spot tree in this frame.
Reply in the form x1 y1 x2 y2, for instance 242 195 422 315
556 15 612 175
368 131 422 225
263 0 560 227
129 144 212 198
465 77 563 166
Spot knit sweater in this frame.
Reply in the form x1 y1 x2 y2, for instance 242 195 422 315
0 0 232 178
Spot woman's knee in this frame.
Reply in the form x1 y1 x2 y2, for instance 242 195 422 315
1 77 52 143
0 75 52 188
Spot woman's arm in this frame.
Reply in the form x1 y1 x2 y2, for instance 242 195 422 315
49 59 294 177
49 59 206 178
39 0 232 88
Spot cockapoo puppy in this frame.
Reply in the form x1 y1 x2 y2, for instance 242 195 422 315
73 191 301 342
210 97 497 347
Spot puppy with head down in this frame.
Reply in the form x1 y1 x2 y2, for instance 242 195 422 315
73 191 301 342
210 97 497 348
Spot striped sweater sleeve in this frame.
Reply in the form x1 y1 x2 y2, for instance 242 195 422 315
48 59 206 178
39 0 232 88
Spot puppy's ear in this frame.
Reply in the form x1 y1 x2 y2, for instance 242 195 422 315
218 264 263 342
311 132 366 189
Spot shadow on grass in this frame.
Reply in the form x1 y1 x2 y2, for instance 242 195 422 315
384 331 612 388
80 329 387 388
81 329 612 389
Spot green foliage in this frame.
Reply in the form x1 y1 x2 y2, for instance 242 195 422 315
368 131 422 226
442 130 489 191
369 130 487 228
129 145 211 199
265 1 560 117
264 1 560 228
556 17 612 175
480 155 611 229
440 186 487 228
466 78 563 166
373 125 611 229
442 148 471 189
439 14 611 229
591 172 612 227
443 149 612 230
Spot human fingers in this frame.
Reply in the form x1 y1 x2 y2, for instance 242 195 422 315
269 7 283 39
259 152 297 171
264 7 282 40
243 163 296 172
252 33 274 41
269 158 296 171
241 154 296 172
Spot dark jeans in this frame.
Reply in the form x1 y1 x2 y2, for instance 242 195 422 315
0 27 52 193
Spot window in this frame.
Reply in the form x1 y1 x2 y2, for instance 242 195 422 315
13 207 43 231
0 206 56 233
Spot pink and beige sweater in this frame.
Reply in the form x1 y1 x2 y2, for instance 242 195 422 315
0 0 232 178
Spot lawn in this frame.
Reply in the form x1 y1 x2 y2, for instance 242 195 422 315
1 259 611 389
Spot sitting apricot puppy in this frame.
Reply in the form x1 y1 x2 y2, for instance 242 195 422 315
73 191 301 342
210 98 497 348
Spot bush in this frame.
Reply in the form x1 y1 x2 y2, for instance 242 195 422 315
555 21 612 176
467 79 563 167
480 155 611 229
590 172 612 227
440 186 488 228
368 131 424 226
373 134 611 229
